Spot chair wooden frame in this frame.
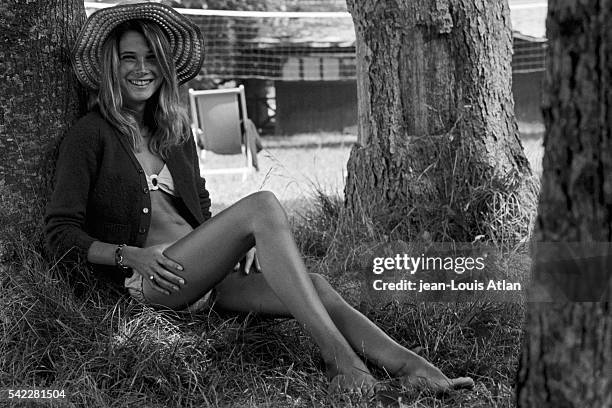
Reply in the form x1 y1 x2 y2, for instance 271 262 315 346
188 85 254 180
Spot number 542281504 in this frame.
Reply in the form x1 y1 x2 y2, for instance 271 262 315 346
6 389 66 399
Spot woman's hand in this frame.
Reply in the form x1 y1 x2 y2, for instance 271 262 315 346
123 244 184 295
234 247 261 275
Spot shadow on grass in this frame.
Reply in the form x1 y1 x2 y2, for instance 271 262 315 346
1 189 528 407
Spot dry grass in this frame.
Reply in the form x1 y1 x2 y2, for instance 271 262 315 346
0 128 544 407
1 239 525 408
201 133 355 216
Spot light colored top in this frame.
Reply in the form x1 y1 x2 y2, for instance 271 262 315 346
146 164 177 196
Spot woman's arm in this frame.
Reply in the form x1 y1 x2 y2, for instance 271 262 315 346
88 241 184 295
44 122 100 261
86 241 119 266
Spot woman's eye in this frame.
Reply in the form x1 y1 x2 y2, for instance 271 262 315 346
121 55 135 61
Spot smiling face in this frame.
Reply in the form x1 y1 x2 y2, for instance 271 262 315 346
118 30 162 112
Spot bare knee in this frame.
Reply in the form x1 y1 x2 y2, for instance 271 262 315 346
247 191 289 231
310 273 343 306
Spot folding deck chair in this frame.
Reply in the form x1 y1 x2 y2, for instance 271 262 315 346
188 85 256 180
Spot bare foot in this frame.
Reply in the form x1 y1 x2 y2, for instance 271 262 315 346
325 356 379 397
397 359 474 394
327 368 379 397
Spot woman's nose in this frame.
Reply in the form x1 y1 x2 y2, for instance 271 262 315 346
135 57 148 72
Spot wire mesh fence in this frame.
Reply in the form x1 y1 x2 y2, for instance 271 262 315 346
84 2 548 80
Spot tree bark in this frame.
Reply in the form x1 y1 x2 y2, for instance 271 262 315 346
0 0 86 255
344 0 534 242
517 1 612 406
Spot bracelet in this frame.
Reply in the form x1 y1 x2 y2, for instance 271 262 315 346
114 244 129 270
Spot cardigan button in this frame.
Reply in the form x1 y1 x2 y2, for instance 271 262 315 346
143 187 148 194
142 207 149 214
139 228 146 234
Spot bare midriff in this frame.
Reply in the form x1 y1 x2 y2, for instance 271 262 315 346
144 190 193 247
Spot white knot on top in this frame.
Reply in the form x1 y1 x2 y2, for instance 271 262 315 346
145 164 177 196
147 174 160 190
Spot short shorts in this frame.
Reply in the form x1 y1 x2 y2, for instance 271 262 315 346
124 272 214 313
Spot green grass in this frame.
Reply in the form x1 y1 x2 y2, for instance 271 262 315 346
0 130 544 407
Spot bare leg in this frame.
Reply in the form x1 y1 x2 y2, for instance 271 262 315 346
141 192 376 395
215 272 474 393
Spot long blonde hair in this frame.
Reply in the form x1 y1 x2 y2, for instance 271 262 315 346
97 20 191 158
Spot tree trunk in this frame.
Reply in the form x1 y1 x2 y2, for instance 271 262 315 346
0 0 86 255
517 1 612 406
344 0 534 243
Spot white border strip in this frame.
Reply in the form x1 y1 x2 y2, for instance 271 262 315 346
510 3 548 10
83 3 351 18
83 2 546 18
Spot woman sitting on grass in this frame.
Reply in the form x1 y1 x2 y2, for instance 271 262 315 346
45 1 473 396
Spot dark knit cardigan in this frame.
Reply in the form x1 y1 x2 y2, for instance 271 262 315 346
44 110 212 284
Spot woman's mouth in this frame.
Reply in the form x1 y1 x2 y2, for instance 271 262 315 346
128 79 154 88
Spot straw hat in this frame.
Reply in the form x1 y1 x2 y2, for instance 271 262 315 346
72 0 204 89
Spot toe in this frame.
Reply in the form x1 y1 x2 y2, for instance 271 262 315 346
328 374 379 398
451 377 474 390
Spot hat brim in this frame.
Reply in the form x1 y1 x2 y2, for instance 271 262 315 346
72 2 204 89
